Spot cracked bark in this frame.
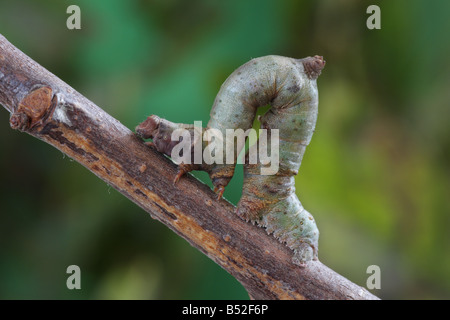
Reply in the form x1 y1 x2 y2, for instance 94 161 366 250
0 34 379 300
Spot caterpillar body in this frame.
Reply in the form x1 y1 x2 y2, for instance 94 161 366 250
136 55 325 265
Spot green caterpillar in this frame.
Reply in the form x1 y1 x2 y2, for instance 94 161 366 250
136 55 325 265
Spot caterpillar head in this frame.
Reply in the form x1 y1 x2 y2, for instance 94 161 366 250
136 115 181 156
135 115 161 140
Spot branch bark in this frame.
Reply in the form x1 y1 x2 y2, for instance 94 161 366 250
0 34 379 300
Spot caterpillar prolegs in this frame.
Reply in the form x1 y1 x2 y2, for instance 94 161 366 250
136 55 325 265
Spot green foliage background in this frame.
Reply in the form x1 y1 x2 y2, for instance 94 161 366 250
0 0 449 299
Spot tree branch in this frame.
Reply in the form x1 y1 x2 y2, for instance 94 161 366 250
0 34 379 300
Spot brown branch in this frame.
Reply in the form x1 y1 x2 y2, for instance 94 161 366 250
0 34 379 300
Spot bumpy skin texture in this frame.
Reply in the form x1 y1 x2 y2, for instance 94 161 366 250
136 55 325 265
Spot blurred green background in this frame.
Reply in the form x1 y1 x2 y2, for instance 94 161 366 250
0 0 449 299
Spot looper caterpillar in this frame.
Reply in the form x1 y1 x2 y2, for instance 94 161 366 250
136 55 325 265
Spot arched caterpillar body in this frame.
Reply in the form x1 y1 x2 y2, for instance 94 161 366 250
136 55 325 265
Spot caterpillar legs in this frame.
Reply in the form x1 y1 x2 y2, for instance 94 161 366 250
172 163 229 200
237 170 319 266
238 194 319 266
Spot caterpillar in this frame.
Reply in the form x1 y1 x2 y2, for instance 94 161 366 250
136 55 325 266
